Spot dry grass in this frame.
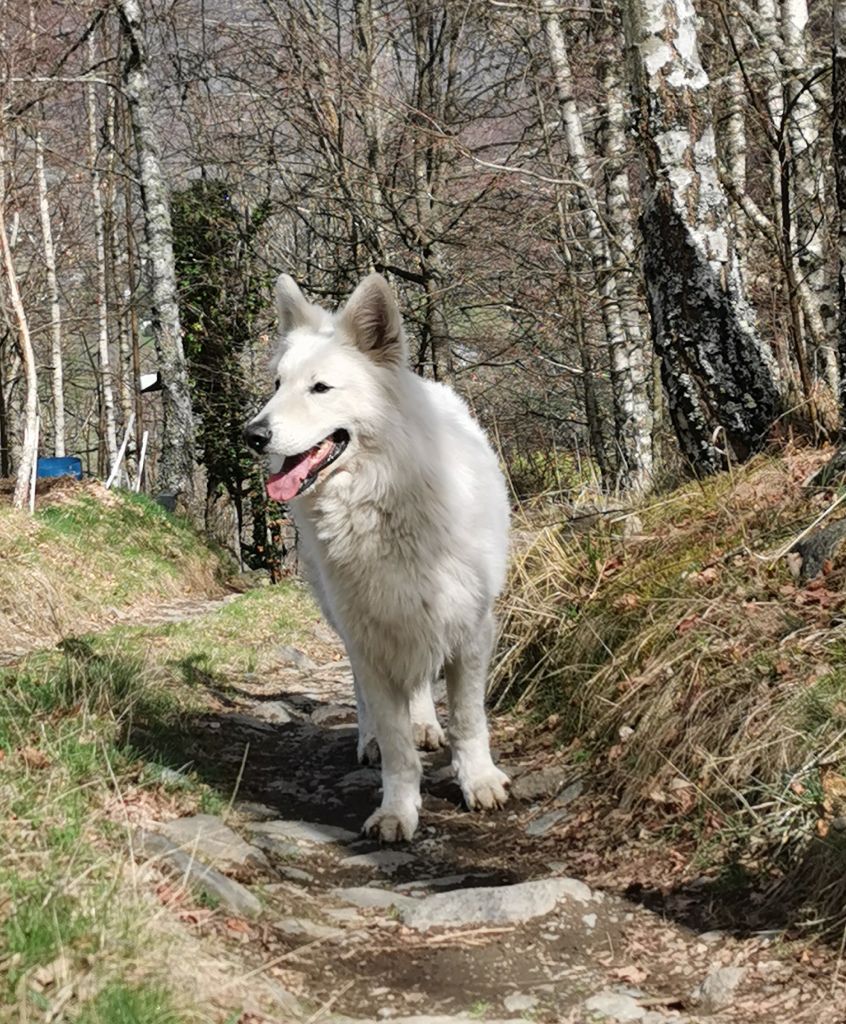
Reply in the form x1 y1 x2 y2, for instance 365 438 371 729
495 446 846 931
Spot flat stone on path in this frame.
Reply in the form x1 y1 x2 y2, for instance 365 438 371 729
510 766 577 802
311 703 356 726
332 886 416 912
525 808 570 836
156 814 268 873
135 830 261 918
339 767 382 790
339 850 417 873
246 819 358 846
277 644 317 670
401 877 592 931
250 700 296 724
503 992 538 1013
583 991 645 1021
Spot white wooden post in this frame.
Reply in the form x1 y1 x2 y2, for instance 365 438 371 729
106 412 135 490
134 429 149 493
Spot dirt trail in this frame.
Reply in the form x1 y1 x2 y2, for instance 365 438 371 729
124 600 845 1024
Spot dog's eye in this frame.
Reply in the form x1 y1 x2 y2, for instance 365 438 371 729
310 382 332 394
274 379 280 392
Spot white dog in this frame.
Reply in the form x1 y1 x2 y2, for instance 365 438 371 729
245 273 510 841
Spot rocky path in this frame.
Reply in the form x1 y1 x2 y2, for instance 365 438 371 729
126 612 845 1024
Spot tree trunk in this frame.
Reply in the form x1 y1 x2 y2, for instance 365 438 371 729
34 128 65 457
541 2 652 491
118 0 195 500
623 0 782 475
86 39 119 472
0 139 39 509
782 0 837 392
834 1 846 419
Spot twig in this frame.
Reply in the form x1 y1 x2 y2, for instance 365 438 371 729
771 492 846 562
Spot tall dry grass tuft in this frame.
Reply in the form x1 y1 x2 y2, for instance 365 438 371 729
495 447 846 931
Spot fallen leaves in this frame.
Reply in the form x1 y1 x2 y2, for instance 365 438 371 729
19 746 50 769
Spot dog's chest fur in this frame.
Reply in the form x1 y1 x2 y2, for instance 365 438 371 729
294 478 480 688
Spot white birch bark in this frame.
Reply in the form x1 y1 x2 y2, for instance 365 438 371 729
118 0 195 500
86 35 119 470
623 0 782 474
757 0 785 232
542 2 652 491
782 0 837 391
0 137 39 510
834 1 846 415
722 17 749 267
34 129 65 457
106 87 135 476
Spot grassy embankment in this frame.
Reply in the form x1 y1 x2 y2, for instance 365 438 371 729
496 445 846 933
0 484 317 1022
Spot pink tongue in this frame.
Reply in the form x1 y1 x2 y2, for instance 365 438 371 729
266 441 332 502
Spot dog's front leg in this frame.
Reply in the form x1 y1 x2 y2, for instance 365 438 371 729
445 611 510 811
359 680 421 842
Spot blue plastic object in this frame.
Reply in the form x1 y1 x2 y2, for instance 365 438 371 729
36 456 83 480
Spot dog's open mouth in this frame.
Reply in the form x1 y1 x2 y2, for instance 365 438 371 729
266 429 349 502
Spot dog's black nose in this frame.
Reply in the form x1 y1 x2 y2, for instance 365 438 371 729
244 420 272 453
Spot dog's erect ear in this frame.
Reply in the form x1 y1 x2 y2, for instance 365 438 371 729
274 274 320 336
338 273 407 366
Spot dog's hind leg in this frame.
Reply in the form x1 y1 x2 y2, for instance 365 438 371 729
445 611 510 811
410 678 446 751
361 682 422 841
354 673 380 766
357 677 445 762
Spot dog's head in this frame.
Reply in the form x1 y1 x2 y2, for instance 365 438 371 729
244 273 409 502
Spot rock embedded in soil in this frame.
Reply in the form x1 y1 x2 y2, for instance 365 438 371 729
339 767 382 790
156 814 269 874
277 644 317 670
250 700 296 724
246 818 359 846
524 808 570 836
510 766 581 802
311 703 356 726
135 830 262 918
503 992 538 1012
339 850 417 873
692 965 746 1012
583 991 645 1021
332 886 416 912
401 877 592 931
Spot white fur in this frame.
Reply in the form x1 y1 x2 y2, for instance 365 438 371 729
248 273 510 841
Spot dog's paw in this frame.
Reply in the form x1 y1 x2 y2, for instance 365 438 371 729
362 805 418 842
460 766 510 811
412 720 446 751
357 735 381 765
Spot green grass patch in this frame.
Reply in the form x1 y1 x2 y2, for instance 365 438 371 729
77 981 187 1024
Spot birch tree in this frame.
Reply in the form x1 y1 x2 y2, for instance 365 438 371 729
0 136 39 509
117 0 195 500
782 0 836 390
540 2 652 492
86 35 119 471
834 0 846 416
623 0 782 475
34 128 65 457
